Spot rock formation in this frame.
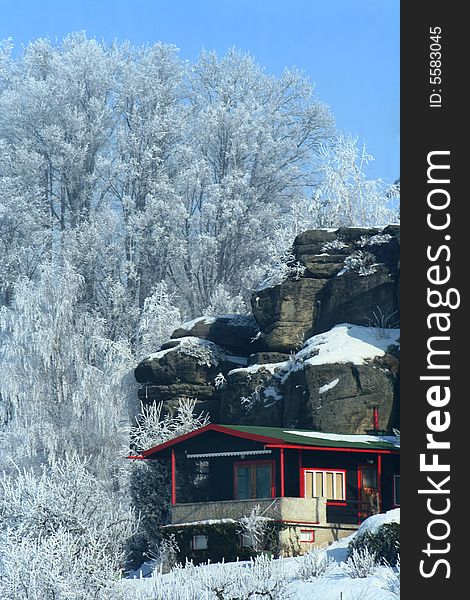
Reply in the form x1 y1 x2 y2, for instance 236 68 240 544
134 226 400 435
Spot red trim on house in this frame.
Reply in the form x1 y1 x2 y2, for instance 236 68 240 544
280 448 285 498
277 520 320 525
233 459 276 500
301 467 347 502
126 455 145 460
356 468 362 523
327 501 347 507
141 424 283 458
377 454 383 512
298 449 303 496
393 474 400 507
300 529 315 543
171 448 176 506
266 443 398 455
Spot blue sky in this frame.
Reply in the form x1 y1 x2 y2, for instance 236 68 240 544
0 0 399 183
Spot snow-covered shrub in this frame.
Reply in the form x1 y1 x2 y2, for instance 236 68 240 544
134 554 290 600
238 505 270 553
343 547 378 578
358 233 392 247
257 251 306 290
340 251 377 276
348 522 400 566
156 533 180 573
240 386 263 413
214 372 227 389
296 547 334 580
378 555 400 598
321 239 348 252
176 337 223 367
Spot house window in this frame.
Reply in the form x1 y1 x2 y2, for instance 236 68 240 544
242 533 254 548
234 461 275 499
192 534 208 550
304 469 346 501
393 475 400 506
299 529 315 543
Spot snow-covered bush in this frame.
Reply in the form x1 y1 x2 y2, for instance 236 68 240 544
321 239 348 252
176 337 223 367
340 251 377 276
378 556 400 598
348 522 400 566
138 554 290 600
296 547 334 580
238 505 271 553
240 386 263 414
343 547 378 579
155 534 180 573
257 251 306 291
358 233 392 247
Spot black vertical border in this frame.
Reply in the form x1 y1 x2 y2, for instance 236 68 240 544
401 3 465 597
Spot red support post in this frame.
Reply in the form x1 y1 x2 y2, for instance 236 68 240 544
377 454 382 512
280 448 285 497
298 449 303 496
171 448 176 506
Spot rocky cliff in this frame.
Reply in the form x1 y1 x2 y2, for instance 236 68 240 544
134 225 400 434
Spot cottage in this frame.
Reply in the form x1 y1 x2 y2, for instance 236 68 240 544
132 424 400 563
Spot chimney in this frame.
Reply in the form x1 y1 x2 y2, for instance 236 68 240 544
373 406 379 431
365 406 388 436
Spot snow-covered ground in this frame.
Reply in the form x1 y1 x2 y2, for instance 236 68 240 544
123 509 400 600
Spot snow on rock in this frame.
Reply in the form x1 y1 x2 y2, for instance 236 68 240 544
319 378 339 394
228 361 287 377
293 323 399 368
177 315 217 331
146 347 174 361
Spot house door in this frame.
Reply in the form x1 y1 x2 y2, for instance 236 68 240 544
358 465 380 519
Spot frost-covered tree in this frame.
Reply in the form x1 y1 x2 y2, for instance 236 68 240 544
137 282 182 359
172 48 334 312
0 454 137 600
312 132 399 227
129 398 210 560
0 261 134 465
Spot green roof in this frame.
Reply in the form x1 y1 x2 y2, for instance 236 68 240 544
220 425 400 452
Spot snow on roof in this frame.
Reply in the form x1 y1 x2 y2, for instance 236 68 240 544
283 430 400 448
